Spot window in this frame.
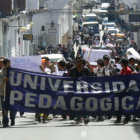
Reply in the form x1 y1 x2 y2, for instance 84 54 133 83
41 26 45 31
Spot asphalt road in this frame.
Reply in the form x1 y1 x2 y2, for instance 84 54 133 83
0 113 140 140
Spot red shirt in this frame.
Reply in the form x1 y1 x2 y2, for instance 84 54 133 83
120 66 132 75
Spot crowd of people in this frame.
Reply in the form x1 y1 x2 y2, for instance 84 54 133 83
0 39 140 127
38 50 140 125
1 13 140 127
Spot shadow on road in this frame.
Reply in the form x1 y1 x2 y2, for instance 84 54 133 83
133 124 140 139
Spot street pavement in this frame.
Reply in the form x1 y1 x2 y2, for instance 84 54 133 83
0 113 140 140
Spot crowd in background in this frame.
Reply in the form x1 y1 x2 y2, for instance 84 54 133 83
1 11 140 127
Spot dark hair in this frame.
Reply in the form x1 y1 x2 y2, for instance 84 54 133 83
97 59 104 66
128 57 135 62
137 59 140 65
103 55 110 60
58 60 66 68
66 62 75 70
41 56 49 61
82 59 86 66
75 56 82 60
120 58 128 66
115 57 120 62
3 58 10 65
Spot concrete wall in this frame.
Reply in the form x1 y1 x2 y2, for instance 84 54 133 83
2 14 31 57
26 0 39 12
119 0 137 6
32 0 72 47
32 8 70 47
32 11 51 47
39 0 47 8
0 0 72 57
0 0 12 15
138 0 140 8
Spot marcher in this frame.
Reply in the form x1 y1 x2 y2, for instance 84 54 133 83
69 56 91 124
80 32 84 44
128 56 137 73
93 59 105 121
77 46 83 56
103 55 115 76
75 34 80 49
37 57 53 123
2 58 17 127
88 36 93 48
93 59 105 77
70 48 75 60
114 58 132 124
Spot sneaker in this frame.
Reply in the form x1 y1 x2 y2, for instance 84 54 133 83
131 118 138 122
69 115 75 120
75 118 82 124
62 115 67 120
42 119 47 123
3 124 9 128
11 120 15 126
46 116 52 120
107 116 112 120
97 117 104 122
76 120 82 124
123 119 129 125
37 116 41 122
84 118 89 125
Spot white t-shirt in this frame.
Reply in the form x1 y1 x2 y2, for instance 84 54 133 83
94 67 105 77
44 67 51 74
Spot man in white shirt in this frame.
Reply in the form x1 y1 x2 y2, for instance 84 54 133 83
93 59 105 77
103 55 115 76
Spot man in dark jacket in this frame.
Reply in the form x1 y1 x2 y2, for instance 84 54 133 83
69 56 91 124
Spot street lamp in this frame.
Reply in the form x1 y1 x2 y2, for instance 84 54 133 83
20 22 34 32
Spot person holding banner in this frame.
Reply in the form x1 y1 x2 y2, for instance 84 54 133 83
2 58 17 127
40 57 51 74
41 56 57 73
114 58 132 124
93 59 105 121
69 56 91 124
37 57 53 123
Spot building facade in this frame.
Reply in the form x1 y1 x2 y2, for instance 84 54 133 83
0 0 73 57
0 0 12 15
117 0 140 50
